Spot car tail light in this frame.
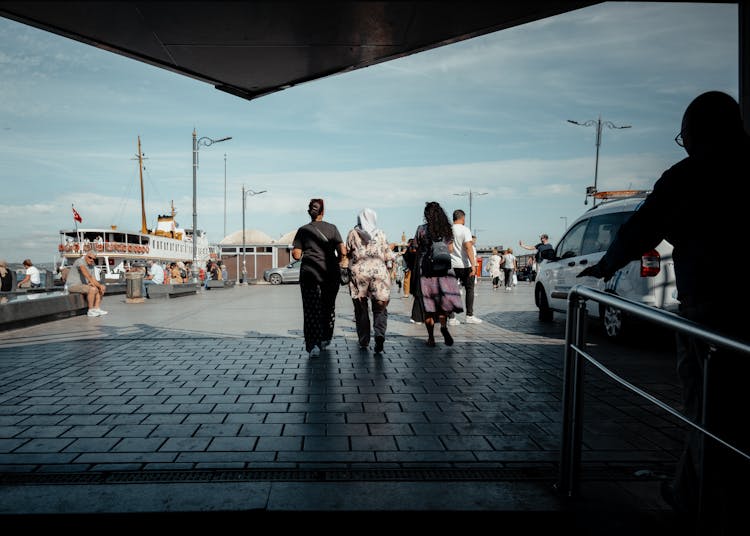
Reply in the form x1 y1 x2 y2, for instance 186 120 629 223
641 249 661 277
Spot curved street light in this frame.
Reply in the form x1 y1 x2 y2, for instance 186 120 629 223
453 189 488 234
567 116 630 207
242 186 267 284
192 130 231 281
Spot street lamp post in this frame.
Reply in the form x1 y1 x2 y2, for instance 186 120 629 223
192 129 231 282
567 116 631 206
560 216 568 230
241 186 267 285
453 189 488 233
223 153 227 240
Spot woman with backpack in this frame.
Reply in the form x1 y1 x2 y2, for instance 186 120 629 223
411 201 463 347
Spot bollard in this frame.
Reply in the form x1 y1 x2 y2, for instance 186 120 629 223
125 271 145 303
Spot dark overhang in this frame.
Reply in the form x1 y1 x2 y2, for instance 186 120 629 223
0 1 600 101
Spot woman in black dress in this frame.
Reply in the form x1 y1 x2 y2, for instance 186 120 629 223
292 199 347 358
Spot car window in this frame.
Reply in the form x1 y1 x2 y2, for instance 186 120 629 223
556 219 587 259
580 211 632 255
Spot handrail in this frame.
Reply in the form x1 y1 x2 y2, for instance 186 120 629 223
557 285 750 521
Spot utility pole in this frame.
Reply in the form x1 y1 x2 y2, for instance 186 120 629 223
567 116 631 206
453 189 488 232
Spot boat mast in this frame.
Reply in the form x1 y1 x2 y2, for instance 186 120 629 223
137 136 148 234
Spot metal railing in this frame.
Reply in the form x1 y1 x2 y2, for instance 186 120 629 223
557 285 750 517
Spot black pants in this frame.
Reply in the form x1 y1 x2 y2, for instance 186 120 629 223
452 267 474 316
503 268 514 288
300 277 338 352
673 301 749 529
352 297 388 347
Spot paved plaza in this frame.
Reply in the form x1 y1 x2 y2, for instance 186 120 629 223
0 280 685 530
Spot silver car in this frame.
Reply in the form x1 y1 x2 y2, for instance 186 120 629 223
263 260 301 285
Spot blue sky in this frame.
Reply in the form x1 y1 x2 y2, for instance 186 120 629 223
0 2 739 265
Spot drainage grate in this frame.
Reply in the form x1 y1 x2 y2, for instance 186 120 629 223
0 464 671 486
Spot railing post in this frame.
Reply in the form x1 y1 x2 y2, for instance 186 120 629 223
558 288 588 497
697 349 712 533
569 295 587 496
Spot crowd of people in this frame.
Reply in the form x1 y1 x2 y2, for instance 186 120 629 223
291 197 551 358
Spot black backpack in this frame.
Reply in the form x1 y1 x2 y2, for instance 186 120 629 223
423 236 451 277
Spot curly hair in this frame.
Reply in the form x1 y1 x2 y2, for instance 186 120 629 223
423 201 453 241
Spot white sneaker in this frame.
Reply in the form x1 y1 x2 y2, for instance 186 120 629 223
308 346 320 358
465 315 483 324
409 319 422 324
87 310 101 317
447 318 460 326
92 308 108 315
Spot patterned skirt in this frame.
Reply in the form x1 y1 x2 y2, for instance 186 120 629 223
419 274 464 315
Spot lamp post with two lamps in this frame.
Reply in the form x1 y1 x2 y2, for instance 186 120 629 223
567 116 631 207
241 186 267 285
191 130 231 281
453 189 488 234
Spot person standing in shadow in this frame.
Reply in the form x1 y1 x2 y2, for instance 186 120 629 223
578 91 749 531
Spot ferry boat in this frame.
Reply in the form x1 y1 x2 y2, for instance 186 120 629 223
57 137 213 281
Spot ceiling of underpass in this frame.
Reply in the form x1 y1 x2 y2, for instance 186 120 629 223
0 1 600 102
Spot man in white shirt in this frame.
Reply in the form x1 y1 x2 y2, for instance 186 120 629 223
17 259 42 288
142 260 165 298
447 209 482 324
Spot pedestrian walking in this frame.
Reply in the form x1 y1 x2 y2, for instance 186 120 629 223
502 247 517 291
346 208 395 353
488 248 502 290
292 198 347 358
412 201 463 347
447 209 482 325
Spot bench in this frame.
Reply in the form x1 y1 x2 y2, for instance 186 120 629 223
146 282 199 299
205 279 236 289
104 282 127 295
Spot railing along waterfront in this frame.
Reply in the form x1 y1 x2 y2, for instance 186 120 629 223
557 285 750 518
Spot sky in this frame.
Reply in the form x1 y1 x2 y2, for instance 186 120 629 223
0 2 739 266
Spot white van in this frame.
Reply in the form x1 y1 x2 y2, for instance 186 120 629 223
534 191 679 339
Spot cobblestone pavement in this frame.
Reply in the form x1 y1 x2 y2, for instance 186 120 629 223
0 281 686 530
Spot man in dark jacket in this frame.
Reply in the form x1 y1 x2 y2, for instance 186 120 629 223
578 91 749 529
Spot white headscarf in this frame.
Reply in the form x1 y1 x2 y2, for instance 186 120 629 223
355 208 378 244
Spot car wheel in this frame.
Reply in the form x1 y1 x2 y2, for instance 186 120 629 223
269 273 282 285
601 304 626 339
536 285 553 322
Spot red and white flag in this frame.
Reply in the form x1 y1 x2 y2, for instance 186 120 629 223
72 206 83 223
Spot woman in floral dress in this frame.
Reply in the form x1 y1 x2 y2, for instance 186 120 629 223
346 208 395 353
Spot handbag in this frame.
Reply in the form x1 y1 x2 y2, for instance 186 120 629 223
340 266 351 286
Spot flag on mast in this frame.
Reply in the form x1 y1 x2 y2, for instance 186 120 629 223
72 206 82 223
